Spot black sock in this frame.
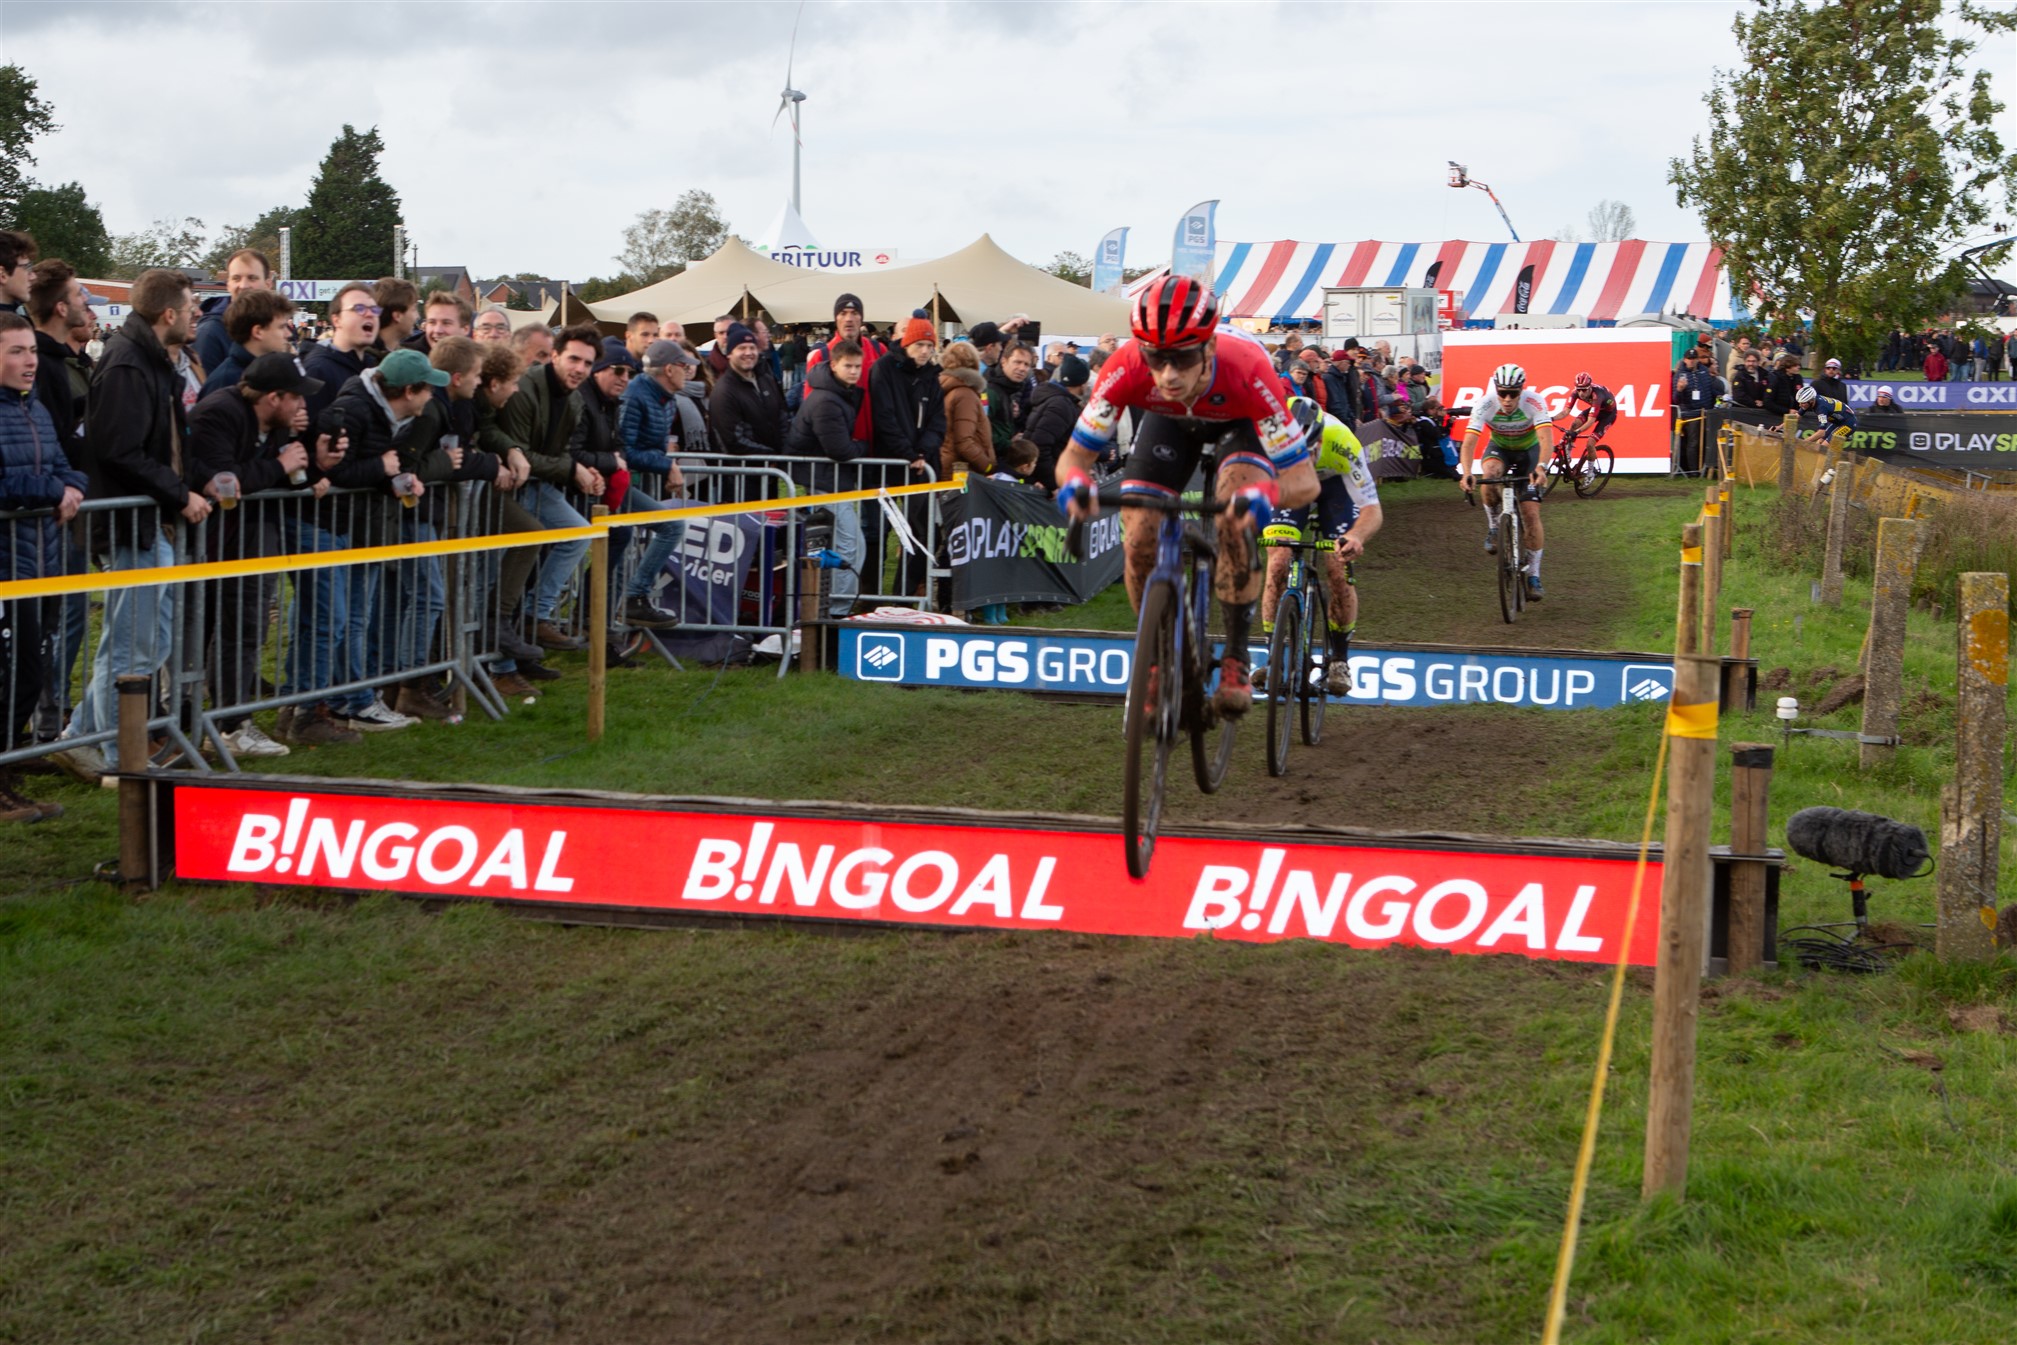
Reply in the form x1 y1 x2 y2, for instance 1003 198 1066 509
1328 625 1354 662
1224 599 1254 666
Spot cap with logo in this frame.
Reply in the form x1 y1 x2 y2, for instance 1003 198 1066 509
833 292 864 316
241 352 323 398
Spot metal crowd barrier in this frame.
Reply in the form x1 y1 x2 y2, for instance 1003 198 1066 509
2 456 954 778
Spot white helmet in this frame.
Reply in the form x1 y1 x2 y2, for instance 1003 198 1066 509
1491 363 1527 392
1796 384 1816 405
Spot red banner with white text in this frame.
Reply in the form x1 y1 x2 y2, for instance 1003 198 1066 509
173 785 1662 965
1443 329 1678 473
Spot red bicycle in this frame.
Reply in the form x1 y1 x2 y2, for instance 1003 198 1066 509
1543 426 1614 498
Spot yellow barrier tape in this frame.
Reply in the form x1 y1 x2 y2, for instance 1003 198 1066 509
1703 501 1721 518
1542 709 1670 1345
1680 545 1702 564
0 479 962 602
1664 698 1718 739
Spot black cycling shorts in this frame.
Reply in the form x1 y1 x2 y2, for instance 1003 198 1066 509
1281 474 1358 541
1118 414 1268 505
1482 446 1537 478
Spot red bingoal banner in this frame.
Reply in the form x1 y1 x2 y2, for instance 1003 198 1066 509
174 782 1663 966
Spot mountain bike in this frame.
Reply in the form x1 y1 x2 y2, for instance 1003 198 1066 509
1258 522 1332 777
1468 472 1541 624
1072 486 1251 879
1543 426 1614 498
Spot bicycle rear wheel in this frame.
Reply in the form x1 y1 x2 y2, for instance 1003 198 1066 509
1574 446 1614 497
1265 594 1298 777
1124 581 1178 879
1301 572 1328 746
1190 592 1237 796
1497 514 1520 624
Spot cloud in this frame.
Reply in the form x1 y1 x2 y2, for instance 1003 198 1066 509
10 0 2014 282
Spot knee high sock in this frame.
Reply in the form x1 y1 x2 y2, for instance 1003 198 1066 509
1225 599 1254 666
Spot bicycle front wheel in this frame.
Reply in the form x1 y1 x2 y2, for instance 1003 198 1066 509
1574 446 1614 497
1542 452 1568 498
1124 580 1178 879
1301 579 1329 746
1497 514 1520 624
1265 596 1298 778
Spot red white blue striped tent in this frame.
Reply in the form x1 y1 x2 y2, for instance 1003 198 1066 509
1130 240 1743 326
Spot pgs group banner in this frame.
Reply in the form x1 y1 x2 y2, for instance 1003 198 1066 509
944 473 1124 609
173 782 1663 966
1442 329 1678 473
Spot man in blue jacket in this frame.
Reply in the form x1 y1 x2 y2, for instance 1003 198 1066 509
0 311 87 819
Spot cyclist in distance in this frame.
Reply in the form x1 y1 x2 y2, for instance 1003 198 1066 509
1565 372 1617 447
1257 396 1382 697
1459 362 1553 600
1057 276 1319 716
1795 383 1857 447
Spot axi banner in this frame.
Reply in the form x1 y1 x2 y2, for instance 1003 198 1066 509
1092 227 1130 296
944 472 1124 608
173 782 1663 966
1172 201 1219 287
1442 329 1676 473
1842 380 2017 412
1715 408 2017 472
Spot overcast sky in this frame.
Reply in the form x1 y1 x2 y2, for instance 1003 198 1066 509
9 0 2015 280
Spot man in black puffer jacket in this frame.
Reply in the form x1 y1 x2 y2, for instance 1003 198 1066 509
1021 353 1089 491
867 317 946 596
788 338 870 616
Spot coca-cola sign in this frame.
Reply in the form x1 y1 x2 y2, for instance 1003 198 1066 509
174 785 1661 965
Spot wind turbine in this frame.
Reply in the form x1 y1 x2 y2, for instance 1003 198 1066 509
773 0 809 216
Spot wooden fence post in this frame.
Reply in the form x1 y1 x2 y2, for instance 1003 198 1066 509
1726 743 1775 974
1938 572 2007 961
587 504 608 743
1645 522 1717 1202
1777 411 1799 493
1819 453 1854 607
116 674 153 891
1720 478 1734 559
1859 517 1920 768
1723 608 1754 711
1700 486 1723 656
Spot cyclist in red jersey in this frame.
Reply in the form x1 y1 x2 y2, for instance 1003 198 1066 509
1056 276 1319 716
1566 371 1618 445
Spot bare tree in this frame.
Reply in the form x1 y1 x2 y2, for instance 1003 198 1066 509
617 190 732 282
1586 199 1636 242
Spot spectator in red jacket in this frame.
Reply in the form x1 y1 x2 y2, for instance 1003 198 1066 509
1923 344 1949 382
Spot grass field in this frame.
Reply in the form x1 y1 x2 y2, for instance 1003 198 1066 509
4 475 2015 1343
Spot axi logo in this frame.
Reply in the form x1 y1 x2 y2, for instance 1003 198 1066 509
857 633 904 680
1622 664 1675 702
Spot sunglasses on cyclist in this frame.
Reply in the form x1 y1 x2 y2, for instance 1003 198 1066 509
1141 345 1207 372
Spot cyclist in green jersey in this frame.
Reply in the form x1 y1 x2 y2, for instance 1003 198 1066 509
1459 362 1553 600
1258 397 1383 695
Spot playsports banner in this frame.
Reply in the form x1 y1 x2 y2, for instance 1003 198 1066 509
945 473 1125 609
1442 329 1677 473
838 625 1678 711
172 781 1663 966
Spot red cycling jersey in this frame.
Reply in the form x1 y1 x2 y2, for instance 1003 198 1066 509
1069 333 1309 467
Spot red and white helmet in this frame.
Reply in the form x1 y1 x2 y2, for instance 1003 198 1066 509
1132 275 1219 350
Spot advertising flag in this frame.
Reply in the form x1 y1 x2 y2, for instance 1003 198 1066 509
1513 264 1537 314
1171 200 1219 286
1092 227 1130 295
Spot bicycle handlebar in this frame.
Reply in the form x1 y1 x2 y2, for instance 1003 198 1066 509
1066 491 1251 560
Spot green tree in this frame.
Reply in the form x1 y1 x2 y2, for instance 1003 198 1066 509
10 181 112 274
201 205 302 275
107 217 208 280
615 189 729 281
1040 250 1092 287
294 125 403 281
0 63 58 223
1669 0 2016 363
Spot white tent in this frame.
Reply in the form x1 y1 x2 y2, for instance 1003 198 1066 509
754 200 819 252
828 234 1130 331
584 238 821 328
